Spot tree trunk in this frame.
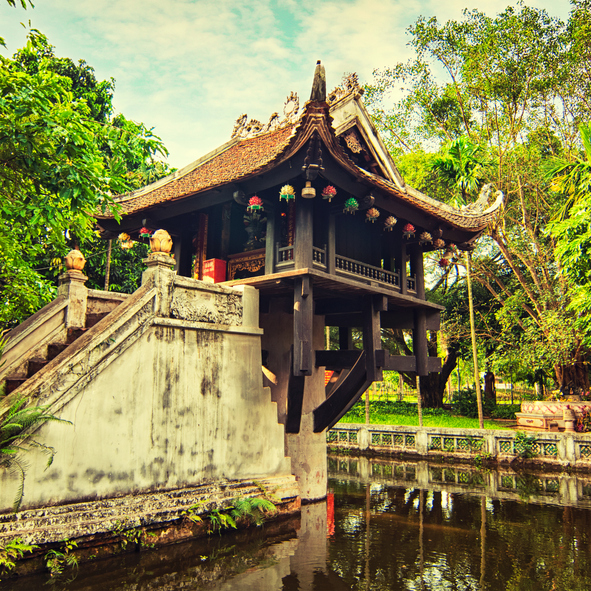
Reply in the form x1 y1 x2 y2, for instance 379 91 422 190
554 353 589 394
419 346 459 408
484 371 496 403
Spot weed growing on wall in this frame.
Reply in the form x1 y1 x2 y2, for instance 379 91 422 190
0 538 38 581
44 539 78 581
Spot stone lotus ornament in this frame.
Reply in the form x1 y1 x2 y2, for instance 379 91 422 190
64 248 86 271
150 229 173 254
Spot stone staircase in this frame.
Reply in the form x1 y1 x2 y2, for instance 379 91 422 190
4 321 106 396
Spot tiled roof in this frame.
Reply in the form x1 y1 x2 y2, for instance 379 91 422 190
99 99 502 233
101 124 297 217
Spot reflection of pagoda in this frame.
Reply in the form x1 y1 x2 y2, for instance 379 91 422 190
98 62 501 499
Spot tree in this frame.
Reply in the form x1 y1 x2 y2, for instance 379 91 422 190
366 3 591 393
0 31 169 328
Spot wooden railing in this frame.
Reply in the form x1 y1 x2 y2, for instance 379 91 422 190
335 255 400 287
276 244 294 269
312 245 327 269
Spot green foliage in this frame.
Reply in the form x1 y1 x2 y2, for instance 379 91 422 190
183 496 276 535
0 395 71 511
44 539 78 580
0 538 37 581
452 389 494 418
514 432 538 459
0 30 169 328
490 404 520 420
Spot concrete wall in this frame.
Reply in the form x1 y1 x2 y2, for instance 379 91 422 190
0 259 292 513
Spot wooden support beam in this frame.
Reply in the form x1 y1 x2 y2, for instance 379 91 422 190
411 246 425 299
313 351 371 432
286 346 306 433
398 241 407 295
293 275 313 376
327 214 336 275
339 326 353 350
413 308 428 376
315 298 363 315
363 295 383 383
295 198 313 270
325 309 441 330
316 350 362 370
265 206 276 274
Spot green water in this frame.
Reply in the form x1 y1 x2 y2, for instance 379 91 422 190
5 457 591 590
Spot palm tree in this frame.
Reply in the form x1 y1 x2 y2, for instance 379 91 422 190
432 136 488 428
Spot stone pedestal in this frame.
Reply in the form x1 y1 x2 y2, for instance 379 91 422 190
142 253 176 317
58 270 88 329
261 300 328 502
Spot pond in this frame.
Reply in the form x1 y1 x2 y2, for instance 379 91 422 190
5 455 591 590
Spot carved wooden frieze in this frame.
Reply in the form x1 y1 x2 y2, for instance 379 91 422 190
170 288 243 325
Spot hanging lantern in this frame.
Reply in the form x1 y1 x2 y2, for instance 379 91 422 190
279 185 295 202
366 207 380 223
433 238 445 249
301 180 316 198
139 226 152 238
322 185 337 202
419 231 432 244
384 216 397 231
402 223 415 239
343 197 359 214
117 232 134 250
247 195 264 214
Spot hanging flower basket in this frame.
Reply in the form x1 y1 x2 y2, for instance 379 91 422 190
402 223 415 239
117 232 134 250
279 185 295 202
433 238 445 249
139 226 152 239
384 216 397 231
343 197 359 214
365 207 380 223
419 231 432 245
247 195 264 214
321 185 337 202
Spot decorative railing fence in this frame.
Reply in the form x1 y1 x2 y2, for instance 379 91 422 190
328 424 591 467
328 454 591 508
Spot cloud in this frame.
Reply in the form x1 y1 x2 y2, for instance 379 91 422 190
0 0 573 168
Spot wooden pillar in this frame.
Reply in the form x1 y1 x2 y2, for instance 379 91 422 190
177 230 194 277
265 207 275 274
413 308 428 376
363 294 385 383
295 198 313 269
397 241 407 295
327 214 336 274
339 326 353 350
411 246 425 299
294 276 313 376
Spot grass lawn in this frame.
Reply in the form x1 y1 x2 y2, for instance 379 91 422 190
338 400 517 430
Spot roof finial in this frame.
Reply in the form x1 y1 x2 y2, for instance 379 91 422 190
310 60 326 102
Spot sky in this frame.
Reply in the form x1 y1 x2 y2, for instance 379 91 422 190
0 0 573 169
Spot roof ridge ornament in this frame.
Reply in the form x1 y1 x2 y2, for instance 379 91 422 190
231 92 300 140
327 72 363 105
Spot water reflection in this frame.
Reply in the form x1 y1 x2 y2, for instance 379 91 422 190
5 456 591 590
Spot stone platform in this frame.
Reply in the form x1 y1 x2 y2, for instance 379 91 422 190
516 400 591 431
